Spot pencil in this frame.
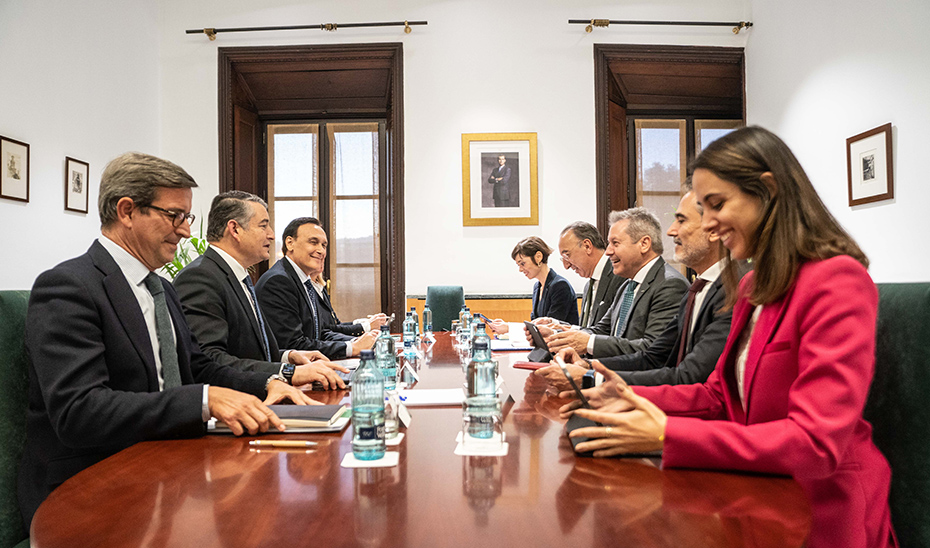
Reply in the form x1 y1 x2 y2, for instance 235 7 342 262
248 440 318 448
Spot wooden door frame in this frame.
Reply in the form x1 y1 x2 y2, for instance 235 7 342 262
217 43 405 321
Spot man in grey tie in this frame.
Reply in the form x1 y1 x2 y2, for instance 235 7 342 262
174 191 347 389
18 152 314 530
544 208 688 358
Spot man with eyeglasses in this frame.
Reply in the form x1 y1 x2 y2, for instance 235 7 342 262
18 152 314 530
173 190 347 389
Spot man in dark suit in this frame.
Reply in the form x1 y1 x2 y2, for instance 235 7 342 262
18 153 313 529
173 191 346 388
545 207 688 359
556 221 624 328
255 217 377 360
487 154 512 207
541 189 735 388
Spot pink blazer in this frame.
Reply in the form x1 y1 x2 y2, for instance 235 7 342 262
634 256 897 548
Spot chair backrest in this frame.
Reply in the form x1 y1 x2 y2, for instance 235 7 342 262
0 290 30 547
866 283 930 548
425 286 465 331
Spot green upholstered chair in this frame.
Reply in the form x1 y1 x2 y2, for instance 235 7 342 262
0 290 30 548
866 283 930 548
425 286 465 331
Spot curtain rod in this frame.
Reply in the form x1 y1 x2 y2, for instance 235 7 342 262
186 20 428 41
569 19 752 34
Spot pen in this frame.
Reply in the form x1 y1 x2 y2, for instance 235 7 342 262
249 440 318 448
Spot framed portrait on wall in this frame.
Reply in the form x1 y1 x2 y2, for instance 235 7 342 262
65 156 90 213
847 123 893 207
1 135 30 203
462 132 538 226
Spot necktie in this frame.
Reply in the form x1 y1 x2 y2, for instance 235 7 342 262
143 273 182 389
581 279 594 327
243 275 272 361
613 280 639 337
676 278 709 364
304 280 321 339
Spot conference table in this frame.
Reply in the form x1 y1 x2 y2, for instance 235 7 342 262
31 333 811 548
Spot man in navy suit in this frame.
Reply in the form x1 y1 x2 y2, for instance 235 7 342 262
173 191 346 389
17 153 313 529
487 154 512 207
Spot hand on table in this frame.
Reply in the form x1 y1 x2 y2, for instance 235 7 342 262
289 350 328 364
293 363 346 390
545 329 588 354
488 319 509 334
208 386 286 436
352 330 379 354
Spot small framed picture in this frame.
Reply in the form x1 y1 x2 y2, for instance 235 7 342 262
847 123 893 207
65 157 90 213
1 135 30 203
462 132 538 226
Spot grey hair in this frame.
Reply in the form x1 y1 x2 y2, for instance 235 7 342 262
206 190 268 242
560 221 606 250
98 152 197 228
607 207 664 254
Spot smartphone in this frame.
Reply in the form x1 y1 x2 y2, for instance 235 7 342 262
473 312 492 324
555 355 591 409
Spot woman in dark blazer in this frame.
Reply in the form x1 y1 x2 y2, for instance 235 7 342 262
560 127 896 548
512 236 579 325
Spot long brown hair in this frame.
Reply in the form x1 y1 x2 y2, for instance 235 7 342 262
693 126 868 308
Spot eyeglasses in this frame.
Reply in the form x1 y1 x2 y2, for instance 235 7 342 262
142 204 196 228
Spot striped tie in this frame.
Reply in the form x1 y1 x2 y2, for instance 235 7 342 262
243 275 272 361
304 280 321 339
613 280 639 337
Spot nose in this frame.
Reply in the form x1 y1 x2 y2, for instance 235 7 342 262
176 221 192 238
701 213 716 234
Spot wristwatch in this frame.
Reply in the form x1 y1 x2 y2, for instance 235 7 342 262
582 370 596 389
265 374 287 390
280 362 296 385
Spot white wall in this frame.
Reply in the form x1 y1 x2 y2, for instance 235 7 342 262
156 0 749 297
0 0 162 289
745 0 930 282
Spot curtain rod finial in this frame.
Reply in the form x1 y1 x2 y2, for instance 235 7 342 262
204 28 216 40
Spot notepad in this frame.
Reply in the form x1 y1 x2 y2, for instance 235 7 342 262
395 388 464 407
213 404 347 430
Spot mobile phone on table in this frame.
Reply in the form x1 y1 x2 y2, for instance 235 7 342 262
473 312 492 324
555 355 591 409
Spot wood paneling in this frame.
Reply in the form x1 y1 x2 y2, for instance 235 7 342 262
405 297 583 324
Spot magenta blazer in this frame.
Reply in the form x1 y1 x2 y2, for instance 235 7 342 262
634 256 897 548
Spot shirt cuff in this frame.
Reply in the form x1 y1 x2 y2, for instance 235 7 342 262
586 334 596 354
202 385 211 422
281 350 291 364
354 318 372 332
345 341 354 357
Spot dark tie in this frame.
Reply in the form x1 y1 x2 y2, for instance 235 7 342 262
613 280 639 337
304 280 321 339
243 275 272 361
143 272 182 389
581 279 594 327
676 278 709 364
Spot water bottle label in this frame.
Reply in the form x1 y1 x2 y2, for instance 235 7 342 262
357 425 385 440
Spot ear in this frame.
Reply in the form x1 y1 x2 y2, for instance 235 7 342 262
115 197 135 228
534 251 543 265
226 219 240 241
760 172 778 199
639 235 652 254
284 235 294 253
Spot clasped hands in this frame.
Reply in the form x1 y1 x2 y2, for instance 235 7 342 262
289 350 350 390
536 348 668 458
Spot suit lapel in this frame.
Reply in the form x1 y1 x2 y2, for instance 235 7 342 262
204 248 265 353
592 260 612 309
91 241 159 389
688 279 723 352
741 291 791 418
721 296 754 423
629 258 663 314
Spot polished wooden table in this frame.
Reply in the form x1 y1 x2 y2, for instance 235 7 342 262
31 334 810 547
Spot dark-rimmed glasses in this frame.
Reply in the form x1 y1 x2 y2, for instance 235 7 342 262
142 204 196 228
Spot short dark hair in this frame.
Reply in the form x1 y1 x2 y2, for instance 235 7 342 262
281 216 323 256
205 191 267 242
560 221 606 250
511 236 552 264
98 152 197 228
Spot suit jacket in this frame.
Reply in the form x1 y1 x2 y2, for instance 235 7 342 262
254 258 349 359
173 246 285 373
532 268 579 325
18 240 267 527
585 257 688 358
579 258 624 328
635 256 896 548
488 164 512 206
315 283 364 338
600 274 731 386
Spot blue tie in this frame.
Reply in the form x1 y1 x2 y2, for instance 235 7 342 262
243 275 272 361
613 280 639 337
304 280 321 339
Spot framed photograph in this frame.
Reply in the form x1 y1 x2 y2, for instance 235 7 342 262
847 123 893 206
65 156 90 213
462 132 538 226
0 135 30 203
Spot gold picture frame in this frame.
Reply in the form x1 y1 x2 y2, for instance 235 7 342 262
462 132 538 226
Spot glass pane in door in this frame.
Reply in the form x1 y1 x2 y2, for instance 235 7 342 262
268 124 320 264
634 119 686 272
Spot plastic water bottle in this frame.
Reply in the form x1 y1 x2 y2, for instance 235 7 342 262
410 306 420 341
374 324 396 390
384 390 400 440
352 350 386 460
465 341 498 439
402 312 416 346
460 307 473 349
459 305 468 325
473 322 490 358
422 304 433 335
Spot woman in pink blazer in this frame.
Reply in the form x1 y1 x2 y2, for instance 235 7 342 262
562 126 897 548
